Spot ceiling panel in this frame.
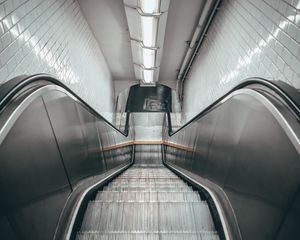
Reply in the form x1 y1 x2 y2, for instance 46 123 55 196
78 0 207 88
78 0 135 81
159 0 206 84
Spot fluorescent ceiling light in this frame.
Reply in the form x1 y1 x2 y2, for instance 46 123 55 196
140 0 160 13
143 48 155 68
141 16 157 47
143 69 154 83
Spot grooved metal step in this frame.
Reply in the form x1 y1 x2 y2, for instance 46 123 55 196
96 191 201 202
108 184 188 187
76 164 220 240
113 179 184 182
81 202 215 232
76 231 220 240
103 185 194 191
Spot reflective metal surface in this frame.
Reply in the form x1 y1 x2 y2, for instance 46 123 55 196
0 82 133 240
134 144 162 165
0 96 72 240
132 112 165 141
164 89 300 240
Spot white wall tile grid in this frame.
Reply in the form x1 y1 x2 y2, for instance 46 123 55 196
183 0 300 122
0 0 114 114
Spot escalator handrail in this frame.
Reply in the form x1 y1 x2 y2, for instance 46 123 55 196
0 73 130 136
166 77 300 136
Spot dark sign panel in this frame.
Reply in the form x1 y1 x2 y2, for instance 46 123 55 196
125 84 172 112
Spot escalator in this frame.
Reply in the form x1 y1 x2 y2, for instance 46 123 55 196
76 162 219 240
0 74 300 240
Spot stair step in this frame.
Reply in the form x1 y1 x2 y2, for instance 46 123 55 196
81 202 215 232
110 180 186 184
121 170 175 175
76 165 219 239
113 178 183 182
120 174 177 177
103 186 193 191
96 191 201 202
118 177 178 180
76 231 220 240
108 183 188 188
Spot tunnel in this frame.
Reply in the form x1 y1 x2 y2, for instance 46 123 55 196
0 1 300 240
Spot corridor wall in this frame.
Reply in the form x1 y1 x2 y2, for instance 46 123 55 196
0 0 114 115
183 0 300 122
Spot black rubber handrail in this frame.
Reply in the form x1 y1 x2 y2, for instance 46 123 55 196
0 74 130 136
166 77 300 136
2 75 298 138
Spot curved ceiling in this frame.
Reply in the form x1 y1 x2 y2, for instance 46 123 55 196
78 0 135 81
78 0 207 89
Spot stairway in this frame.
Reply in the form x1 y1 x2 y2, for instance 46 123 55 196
76 164 220 240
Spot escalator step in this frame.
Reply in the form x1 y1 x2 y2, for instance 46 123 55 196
75 231 220 240
103 186 193 191
76 165 219 239
96 191 201 202
107 183 188 188
113 179 184 182
81 202 215 232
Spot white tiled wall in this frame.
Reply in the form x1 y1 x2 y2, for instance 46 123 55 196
183 0 300 121
0 0 114 114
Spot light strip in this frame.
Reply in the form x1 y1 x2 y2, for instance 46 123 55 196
141 16 157 47
143 69 154 83
140 0 160 13
136 0 161 83
142 48 155 68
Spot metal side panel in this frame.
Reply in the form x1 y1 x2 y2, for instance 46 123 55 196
0 83 133 240
0 96 72 240
43 91 104 185
164 89 300 240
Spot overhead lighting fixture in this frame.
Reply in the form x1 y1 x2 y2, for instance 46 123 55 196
124 0 169 84
140 1 159 83
140 0 160 13
142 48 155 68
141 16 157 47
143 69 154 83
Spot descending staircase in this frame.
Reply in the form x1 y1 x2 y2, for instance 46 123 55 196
76 163 220 240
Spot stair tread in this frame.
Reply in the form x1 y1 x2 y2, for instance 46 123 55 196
104 187 193 190
76 231 220 240
95 191 201 202
77 165 219 239
77 231 219 233
81 201 215 232
99 190 198 192
92 200 204 203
